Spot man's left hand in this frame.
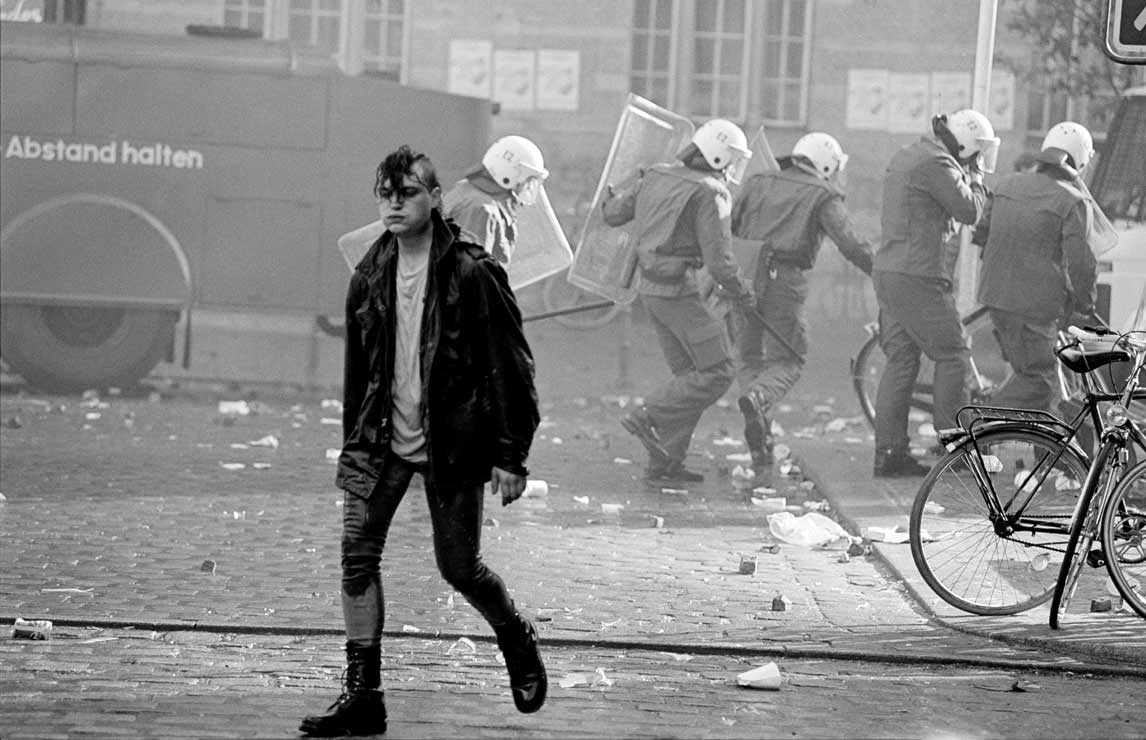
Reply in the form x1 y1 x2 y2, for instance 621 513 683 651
490 467 527 506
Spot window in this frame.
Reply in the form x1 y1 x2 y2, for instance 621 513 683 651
1 0 84 24
362 0 405 79
223 0 268 35
222 0 407 80
628 0 811 125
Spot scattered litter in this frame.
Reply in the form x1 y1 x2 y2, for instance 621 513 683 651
660 488 688 495
230 443 249 450
725 452 753 463
320 417 341 425
401 624 421 633
772 443 791 461
752 486 777 496
731 465 756 490
325 448 341 462
712 436 742 446
771 594 791 612
11 618 53 640
77 636 118 645
0 493 6 502
802 500 829 512
40 588 93 594
1055 473 1082 491
798 480 816 491
601 503 624 515
837 552 851 563
220 462 247 471
922 501 946 515
483 517 500 527
4 415 22 429
612 457 633 465
200 560 217 574
1090 597 1113 613
778 460 800 477
592 667 614 687
649 515 664 529
759 544 781 554
846 541 870 557
767 511 850 547
736 662 781 690
572 495 590 505
975 679 1042 693
824 417 849 433
559 673 592 688
218 400 251 416
252 463 272 470
84 412 101 421
550 437 563 445
750 496 787 512
321 399 343 412
918 422 937 438
522 480 549 498
248 435 279 449
447 637 477 655
863 525 910 544
738 554 757 575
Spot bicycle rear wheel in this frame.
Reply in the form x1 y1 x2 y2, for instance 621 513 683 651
1049 440 1120 629
910 427 1087 615
852 332 932 429
1101 458 1146 619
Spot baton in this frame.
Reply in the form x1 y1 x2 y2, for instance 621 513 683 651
523 300 616 323
738 301 805 365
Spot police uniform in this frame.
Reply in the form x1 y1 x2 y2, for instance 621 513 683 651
730 162 873 452
974 153 1098 413
873 136 988 461
603 162 746 474
442 177 518 266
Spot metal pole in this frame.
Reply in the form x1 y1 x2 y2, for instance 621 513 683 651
957 0 999 317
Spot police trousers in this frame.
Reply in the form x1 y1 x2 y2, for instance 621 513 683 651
987 308 1058 414
872 270 969 453
640 292 734 464
733 264 808 410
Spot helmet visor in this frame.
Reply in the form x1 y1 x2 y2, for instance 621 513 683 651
976 136 1001 174
515 175 543 206
724 146 753 185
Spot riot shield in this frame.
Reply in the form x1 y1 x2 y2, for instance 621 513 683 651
336 185 572 293
505 184 574 290
743 124 781 179
568 94 695 305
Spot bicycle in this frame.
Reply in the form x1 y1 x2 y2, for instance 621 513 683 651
1049 326 1146 627
851 305 1008 429
908 329 1145 616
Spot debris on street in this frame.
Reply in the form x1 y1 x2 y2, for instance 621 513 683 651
736 662 781 690
11 618 53 640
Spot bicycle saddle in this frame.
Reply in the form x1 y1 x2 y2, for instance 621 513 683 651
1055 331 1132 374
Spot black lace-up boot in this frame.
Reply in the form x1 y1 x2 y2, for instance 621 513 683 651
299 643 387 737
494 613 547 714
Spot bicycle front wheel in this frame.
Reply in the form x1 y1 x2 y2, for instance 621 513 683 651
1101 458 1146 620
910 427 1087 615
1049 440 1120 629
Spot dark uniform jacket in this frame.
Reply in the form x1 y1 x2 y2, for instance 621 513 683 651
974 158 1098 324
731 163 873 294
875 136 988 285
601 162 743 298
335 209 540 497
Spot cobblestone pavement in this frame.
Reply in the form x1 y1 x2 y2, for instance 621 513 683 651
1 316 1144 738
3 627 1144 740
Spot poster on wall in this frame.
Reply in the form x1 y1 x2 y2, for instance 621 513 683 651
536 49 580 110
989 70 1016 131
493 49 536 111
845 69 890 131
447 39 493 99
887 73 931 134
930 72 971 116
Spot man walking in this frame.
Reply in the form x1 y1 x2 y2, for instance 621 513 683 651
731 132 873 470
872 109 996 477
300 145 545 737
602 118 753 484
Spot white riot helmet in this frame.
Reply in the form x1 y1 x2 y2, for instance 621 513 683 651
482 135 549 205
939 109 1001 173
792 132 849 180
1041 121 1094 172
691 118 752 184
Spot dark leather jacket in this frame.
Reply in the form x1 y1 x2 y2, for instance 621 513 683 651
335 210 540 496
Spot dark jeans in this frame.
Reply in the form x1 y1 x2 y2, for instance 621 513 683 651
340 450 516 647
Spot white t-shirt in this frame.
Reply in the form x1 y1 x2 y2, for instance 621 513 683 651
390 245 430 461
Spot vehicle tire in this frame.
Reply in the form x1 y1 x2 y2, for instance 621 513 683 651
910 426 1088 615
852 332 933 429
1100 458 1146 620
0 302 177 393
540 271 622 330
1049 439 1119 629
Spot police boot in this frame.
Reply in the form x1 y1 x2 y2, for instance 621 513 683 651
494 612 547 714
299 643 387 737
873 447 930 478
739 391 772 469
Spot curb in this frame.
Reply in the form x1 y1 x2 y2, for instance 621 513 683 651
796 452 1146 672
4 615 1143 678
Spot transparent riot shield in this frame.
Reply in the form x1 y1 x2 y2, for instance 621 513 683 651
505 184 574 290
568 94 695 305
336 185 572 293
